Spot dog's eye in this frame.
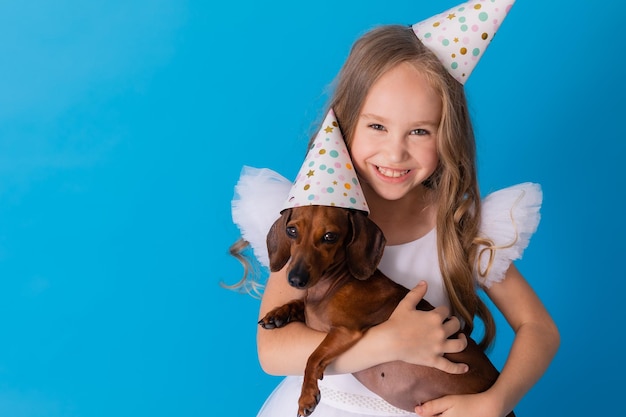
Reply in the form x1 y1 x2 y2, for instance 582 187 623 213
322 232 338 243
286 226 298 238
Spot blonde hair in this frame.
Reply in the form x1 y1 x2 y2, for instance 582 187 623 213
222 238 264 299
329 25 495 349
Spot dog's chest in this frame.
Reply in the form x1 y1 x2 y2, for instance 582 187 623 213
302 279 346 332
303 276 390 332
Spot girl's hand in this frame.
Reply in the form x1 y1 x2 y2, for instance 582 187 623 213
378 281 469 374
415 392 506 417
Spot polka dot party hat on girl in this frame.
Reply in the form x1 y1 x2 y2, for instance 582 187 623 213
412 0 516 85
282 109 369 214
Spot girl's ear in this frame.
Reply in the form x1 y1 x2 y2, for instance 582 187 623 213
266 209 292 272
346 211 386 280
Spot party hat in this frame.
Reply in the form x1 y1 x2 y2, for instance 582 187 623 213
412 0 516 84
282 110 369 213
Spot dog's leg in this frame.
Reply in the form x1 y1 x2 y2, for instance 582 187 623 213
298 327 364 417
258 299 306 329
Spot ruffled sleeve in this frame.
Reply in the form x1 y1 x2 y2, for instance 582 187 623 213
231 166 292 268
475 183 543 288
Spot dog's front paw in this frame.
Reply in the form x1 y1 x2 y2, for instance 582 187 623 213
257 314 287 329
297 389 321 417
258 301 305 329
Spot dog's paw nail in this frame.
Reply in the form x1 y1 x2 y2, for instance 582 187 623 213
258 319 276 329
298 407 313 417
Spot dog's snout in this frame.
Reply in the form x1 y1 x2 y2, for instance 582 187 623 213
288 265 309 289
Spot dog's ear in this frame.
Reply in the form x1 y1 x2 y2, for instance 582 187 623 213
346 210 386 280
266 209 292 272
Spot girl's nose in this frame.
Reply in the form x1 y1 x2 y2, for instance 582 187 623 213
385 135 409 163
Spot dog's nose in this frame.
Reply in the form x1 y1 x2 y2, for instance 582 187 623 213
288 267 309 289
289 275 307 288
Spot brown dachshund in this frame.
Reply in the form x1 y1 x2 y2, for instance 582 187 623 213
258 205 515 417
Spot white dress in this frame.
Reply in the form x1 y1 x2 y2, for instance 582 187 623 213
231 166 543 417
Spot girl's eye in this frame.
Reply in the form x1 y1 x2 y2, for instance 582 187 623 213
369 124 386 131
411 128 430 136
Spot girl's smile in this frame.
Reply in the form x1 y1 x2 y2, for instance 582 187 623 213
376 166 411 179
372 165 415 187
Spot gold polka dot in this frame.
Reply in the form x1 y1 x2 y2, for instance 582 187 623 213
460 47 467 55
304 184 310 190
344 183 351 190
346 163 352 170
433 21 440 27
451 53 456 58
482 32 489 40
474 4 481 9
319 149 326 155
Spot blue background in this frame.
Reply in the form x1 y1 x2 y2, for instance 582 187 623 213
0 0 623 416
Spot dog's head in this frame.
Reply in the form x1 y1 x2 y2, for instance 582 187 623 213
266 205 386 289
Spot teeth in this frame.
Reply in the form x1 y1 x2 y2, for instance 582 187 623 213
377 166 409 178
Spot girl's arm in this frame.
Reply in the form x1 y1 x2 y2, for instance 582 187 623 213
257 266 469 376
480 264 560 414
416 264 560 417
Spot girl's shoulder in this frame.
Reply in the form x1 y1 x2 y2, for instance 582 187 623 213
475 183 543 288
230 168 544 290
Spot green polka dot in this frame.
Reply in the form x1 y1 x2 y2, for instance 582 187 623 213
326 187 334 193
472 48 480 56
479 12 488 22
320 164 327 171
329 150 339 158
308 161 314 167
349 197 357 204
307 194 315 201
352 178 358 185
460 24 468 32
442 38 450 46
451 62 458 70
327 168 335 174
424 32 432 38
459 16 466 23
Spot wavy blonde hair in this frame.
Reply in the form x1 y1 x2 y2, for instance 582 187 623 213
329 25 495 349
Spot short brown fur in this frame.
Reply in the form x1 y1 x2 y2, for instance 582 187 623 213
259 205 514 417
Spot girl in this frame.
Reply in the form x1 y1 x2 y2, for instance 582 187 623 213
230 2 559 416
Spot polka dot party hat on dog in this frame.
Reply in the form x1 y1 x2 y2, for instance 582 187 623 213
412 0 516 84
282 109 369 214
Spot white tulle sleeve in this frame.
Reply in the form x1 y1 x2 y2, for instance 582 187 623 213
475 183 543 288
231 166 292 268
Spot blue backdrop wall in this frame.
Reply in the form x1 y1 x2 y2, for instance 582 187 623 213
0 1 623 416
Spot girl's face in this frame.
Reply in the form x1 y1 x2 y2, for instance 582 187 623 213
350 62 442 202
